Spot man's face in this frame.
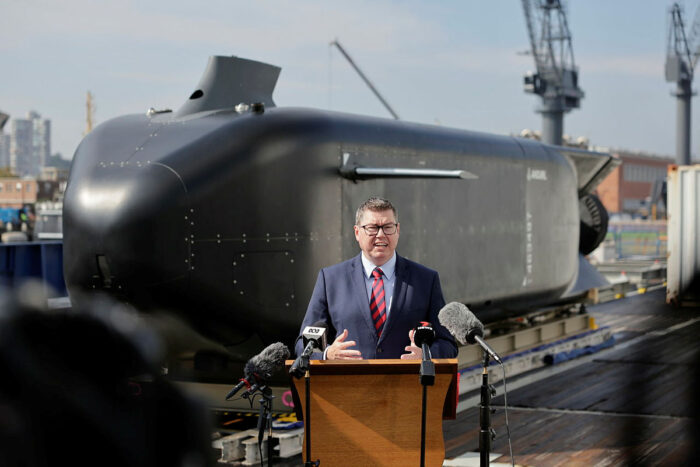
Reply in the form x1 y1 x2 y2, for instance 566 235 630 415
354 209 400 266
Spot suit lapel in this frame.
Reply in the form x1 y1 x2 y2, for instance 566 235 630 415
350 254 377 337
379 254 409 342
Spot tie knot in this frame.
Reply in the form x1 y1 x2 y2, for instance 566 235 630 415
372 268 384 279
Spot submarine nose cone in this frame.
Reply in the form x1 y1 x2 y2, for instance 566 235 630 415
63 162 190 303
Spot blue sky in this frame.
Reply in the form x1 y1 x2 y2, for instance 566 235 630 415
2 0 697 161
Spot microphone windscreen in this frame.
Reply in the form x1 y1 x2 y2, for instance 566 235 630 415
438 302 483 345
250 342 290 377
243 357 257 377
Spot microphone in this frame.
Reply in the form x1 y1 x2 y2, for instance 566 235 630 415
413 321 435 385
225 342 290 400
289 321 328 378
414 321 435 360
301 322 328 358
438 302 503 364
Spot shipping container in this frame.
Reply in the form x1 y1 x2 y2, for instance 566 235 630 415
666 164 700 304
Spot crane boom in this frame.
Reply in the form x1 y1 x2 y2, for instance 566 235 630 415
330 39 400 120
689 5 700 70
667 4 693 82
522 0 543 72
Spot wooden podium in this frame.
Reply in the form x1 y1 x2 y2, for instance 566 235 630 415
286 359 458 466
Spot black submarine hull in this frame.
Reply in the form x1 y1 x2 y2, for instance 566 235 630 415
63 56 616 369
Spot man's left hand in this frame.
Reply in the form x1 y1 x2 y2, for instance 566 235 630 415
400 329 423 360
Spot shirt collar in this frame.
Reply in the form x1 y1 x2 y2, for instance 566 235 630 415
361 252 396 280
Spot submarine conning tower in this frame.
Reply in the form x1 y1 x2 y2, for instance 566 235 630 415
175 55 281 117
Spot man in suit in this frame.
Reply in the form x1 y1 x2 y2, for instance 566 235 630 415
295 197 457 360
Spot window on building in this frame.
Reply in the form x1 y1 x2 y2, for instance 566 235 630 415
623 163 668 183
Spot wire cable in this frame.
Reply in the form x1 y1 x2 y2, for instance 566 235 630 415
500 363 515 467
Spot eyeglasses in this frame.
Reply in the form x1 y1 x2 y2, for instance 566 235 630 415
359 223 398 236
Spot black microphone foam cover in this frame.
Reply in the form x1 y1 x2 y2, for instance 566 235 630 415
248 342 290 378
437 302 484 345
243 358 257 376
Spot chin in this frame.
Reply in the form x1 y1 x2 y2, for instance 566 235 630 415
372 255 390 265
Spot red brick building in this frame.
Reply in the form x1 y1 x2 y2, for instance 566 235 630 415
595 151 673 218
0 177 38 208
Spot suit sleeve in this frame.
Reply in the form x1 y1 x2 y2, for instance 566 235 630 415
295 269 335 358
428 272 458 358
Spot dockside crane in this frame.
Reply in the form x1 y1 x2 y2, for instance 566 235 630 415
85 91 95 136
521 0 583 146
665 2 700 165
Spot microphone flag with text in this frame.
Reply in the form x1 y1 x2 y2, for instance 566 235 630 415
301 321 328 357
438 302 503 363
289 321 328 378
225 342 290 400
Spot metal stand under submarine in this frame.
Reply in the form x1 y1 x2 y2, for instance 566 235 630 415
63 56 618 377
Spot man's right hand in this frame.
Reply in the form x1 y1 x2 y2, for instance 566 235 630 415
326 329 363 360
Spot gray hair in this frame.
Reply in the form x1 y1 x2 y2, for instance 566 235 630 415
355 197 398 225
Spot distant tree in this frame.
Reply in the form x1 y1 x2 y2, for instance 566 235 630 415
0 167 16 177
45 153 71 169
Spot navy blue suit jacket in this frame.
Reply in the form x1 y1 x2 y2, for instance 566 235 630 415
295 253 457 359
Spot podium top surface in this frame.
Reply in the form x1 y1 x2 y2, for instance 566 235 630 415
284 358 457 376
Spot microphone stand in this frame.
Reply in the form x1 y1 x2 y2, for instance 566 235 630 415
254 385 274 467
241 380 275 467
419 344 435 467
289 350 319 466
304 368 319 466
479 351 496 467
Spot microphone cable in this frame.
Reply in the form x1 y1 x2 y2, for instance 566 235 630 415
498 362 515 467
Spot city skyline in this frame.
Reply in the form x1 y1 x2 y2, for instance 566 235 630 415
1 0 698 162
0 111 51 177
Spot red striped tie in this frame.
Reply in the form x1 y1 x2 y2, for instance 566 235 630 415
370 268 387 337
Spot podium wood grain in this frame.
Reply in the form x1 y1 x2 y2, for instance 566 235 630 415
287 359 457 467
